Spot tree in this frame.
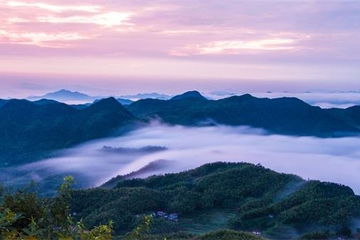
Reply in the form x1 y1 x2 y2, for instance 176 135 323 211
0 176 113 239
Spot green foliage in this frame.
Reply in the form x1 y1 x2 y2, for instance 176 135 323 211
125 215 152 239
193 229 265 240
0 176 113 239
70 162 360 239
123 229 266 240
230 180 360 236
299 231 329 240
0 207 22 237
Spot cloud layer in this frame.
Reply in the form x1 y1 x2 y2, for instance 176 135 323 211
6 123 360 194
2 1 359 61
0 1 360 92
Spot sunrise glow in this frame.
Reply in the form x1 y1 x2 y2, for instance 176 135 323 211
0 0 359 97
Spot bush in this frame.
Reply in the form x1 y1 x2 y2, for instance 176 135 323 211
0 176 113 239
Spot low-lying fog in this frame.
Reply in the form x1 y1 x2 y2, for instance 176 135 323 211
4 123 360 194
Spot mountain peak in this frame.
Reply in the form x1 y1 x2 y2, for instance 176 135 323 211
170 90 207 101
27 89 94 103
88 97 121 110
47 89 89 98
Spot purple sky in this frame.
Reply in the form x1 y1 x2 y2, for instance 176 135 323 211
0 1 360 98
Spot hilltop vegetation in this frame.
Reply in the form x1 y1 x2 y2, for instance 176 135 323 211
69 162 360 239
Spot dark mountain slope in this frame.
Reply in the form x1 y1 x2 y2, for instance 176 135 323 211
0 98 139 165
126 93 360 137
170 90 207 101
326 105 360 128
213 95 358 136
0 99 8 109
76 97 139 139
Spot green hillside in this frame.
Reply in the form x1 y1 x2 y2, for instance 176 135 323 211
70 162 360 239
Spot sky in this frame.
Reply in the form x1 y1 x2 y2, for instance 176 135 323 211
0 0 360 97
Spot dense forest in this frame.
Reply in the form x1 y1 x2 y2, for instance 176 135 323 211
68 162 360 239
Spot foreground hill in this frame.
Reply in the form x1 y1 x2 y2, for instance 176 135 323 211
126 91 360 137
0 97 140 165
70 162 360 239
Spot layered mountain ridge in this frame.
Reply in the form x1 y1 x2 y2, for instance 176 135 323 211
1 91 360 165
125 91 360 137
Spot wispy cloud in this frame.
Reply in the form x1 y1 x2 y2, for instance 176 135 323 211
1 1 135 47
7 1 101 13
0 29 93 47
1 0 359 59
37 12 133 28
170 38 297 56
0 1 359 90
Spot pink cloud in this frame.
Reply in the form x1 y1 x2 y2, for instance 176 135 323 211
0 0 359 88
7 1 101 13
169 39 298 56
1 0 358 61
0 1 137 48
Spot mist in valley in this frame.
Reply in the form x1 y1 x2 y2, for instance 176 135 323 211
3 122 360 194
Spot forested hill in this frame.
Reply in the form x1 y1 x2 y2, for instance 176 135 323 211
125 91 360 137
0 97 140 165
71 162 360 239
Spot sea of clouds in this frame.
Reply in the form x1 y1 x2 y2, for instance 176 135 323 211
6 122 360 194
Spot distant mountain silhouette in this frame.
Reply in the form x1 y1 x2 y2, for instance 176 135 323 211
119 92 172 100
126 92 360 137
27 89 97 103
0 97 140 165
170 90 207 101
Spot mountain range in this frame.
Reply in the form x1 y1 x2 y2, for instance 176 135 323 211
1 90 360 165
26 89 168 105
125 90 360 137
